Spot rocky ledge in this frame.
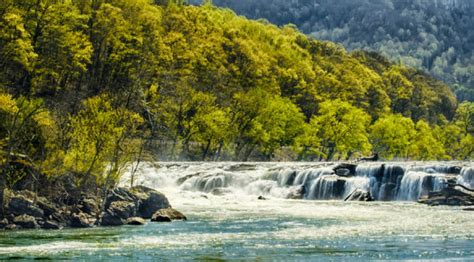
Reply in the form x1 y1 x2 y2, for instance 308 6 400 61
418 185 474 206
1 186 186 230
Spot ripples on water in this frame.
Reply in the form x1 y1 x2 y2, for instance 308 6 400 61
1 162 473 260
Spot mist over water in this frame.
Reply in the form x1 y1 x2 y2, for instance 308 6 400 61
1 161 473 260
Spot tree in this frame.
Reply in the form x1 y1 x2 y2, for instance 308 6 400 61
309 100 372 160
370 114 416 159
63 95 143 191
409 120 446 160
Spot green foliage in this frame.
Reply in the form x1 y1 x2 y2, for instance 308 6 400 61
370 114 416 160
204 0 474 102
64 95 143 187
0 0 470 185
308 100 372 160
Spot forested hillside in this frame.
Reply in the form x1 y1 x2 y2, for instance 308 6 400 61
197 0 474 102
0 0 473 197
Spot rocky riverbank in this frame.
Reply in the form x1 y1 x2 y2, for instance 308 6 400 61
1 186 186 230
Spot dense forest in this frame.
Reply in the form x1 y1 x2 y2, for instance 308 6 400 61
196 0 474 102
0 0 473 202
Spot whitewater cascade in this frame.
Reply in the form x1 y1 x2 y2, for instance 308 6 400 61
122 162 473 202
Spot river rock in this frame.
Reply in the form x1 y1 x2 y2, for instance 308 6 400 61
100 201 136 226
5 224 17 230
13 214 38 229
333 163 357 176
41 220 63 230
0 218 9 229
131 186 170 219
344 189 374 201
151 215 172 222
79 198 99 216
126 217 146 225
8 194 44 218
70 212 94 228
418 187 474 206
152 208 187 221
287 185 305 199
104 188 139 210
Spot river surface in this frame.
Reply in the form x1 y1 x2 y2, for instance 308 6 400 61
0 162 473 260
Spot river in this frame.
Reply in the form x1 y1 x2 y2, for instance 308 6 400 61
0 161 473 260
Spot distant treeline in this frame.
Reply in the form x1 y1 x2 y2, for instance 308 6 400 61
195 0 474 102
0 1 473 199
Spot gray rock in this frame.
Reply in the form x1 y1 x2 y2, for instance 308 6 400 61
152 208 187 221
286 185 305 199
131 186 171 219
150 215 172 222
41 220 62 230
8 195 44 218
70 212 93 228
100 201 136 226
126 217 146 225
344 189 374 201
5 224 17 230
418 187 474 206
13 214 38 229
79 198 99 216
0 218 9 229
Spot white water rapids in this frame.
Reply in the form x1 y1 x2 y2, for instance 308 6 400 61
121 161 474 202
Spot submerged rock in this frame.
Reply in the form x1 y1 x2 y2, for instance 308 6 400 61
257 196 267 200
344 189 374 202
126 217 146 225
152 208 187 221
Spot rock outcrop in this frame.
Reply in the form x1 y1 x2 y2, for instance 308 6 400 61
344 189 374 201
2 186 183 230
418 186 474 206
151 208 187 222
131 186 170 218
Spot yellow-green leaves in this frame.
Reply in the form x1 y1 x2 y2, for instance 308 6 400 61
64 95 143 186
309 100 372 160
370 114 416 160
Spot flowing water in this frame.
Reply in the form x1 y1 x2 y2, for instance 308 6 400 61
1 161 474 260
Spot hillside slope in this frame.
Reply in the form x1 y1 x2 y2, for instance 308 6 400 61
197 0 474 101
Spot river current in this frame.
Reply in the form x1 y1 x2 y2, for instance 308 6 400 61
1 161 473 260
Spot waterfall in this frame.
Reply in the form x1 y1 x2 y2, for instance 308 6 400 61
397 171 447 201
122 161 472 202
458 167 474 189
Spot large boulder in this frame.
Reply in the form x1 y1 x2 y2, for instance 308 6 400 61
104 188 139 211
100 201 136 226
131 186 171 219
70 212 94 228
13 214 38 229
126 217 146 225
152 208 187 221
344 189 374 201
8 194 44 218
